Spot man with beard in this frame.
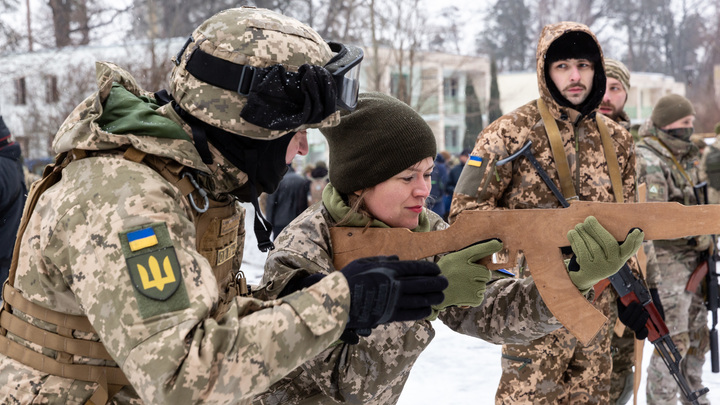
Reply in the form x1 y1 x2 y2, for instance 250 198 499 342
450 23 644 404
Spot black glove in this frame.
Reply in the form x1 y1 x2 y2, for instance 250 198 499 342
340 256 448 337
617 298 650 340
650 288 665 321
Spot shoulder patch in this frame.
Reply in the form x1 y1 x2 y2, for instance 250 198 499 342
646 184 665 202
455 155 490 196
119 222 190 318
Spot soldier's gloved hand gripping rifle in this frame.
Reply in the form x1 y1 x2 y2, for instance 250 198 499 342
330 140 714 401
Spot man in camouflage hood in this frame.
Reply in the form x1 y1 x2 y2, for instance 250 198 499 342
450 22 641 403
0 7 447 404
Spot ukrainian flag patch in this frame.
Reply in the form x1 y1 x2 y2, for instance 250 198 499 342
467 155 483 167
119 222 189 318
127 227 159 251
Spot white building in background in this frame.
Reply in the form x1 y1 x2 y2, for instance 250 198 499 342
0 39 490 168
0 37 185 162
302 46 492 165
498 70 685 126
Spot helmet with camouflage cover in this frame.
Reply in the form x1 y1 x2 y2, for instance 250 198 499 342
170 6 340 140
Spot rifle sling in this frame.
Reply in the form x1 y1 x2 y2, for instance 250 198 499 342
537 100 625 204
597 114 625 203
537 99 576 201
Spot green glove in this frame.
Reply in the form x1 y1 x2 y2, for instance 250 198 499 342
428 239 504 320
566 216 644 293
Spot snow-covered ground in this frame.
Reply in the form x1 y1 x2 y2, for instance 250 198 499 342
240 204 720 404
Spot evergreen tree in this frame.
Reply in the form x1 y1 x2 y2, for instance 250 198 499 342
463 81 483 151
488 56 503 125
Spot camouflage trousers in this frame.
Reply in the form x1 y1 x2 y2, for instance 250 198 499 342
609 326 636 404
646 252 710 405
496 289 616 404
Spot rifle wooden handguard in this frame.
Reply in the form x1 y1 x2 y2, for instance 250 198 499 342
686 261 709 293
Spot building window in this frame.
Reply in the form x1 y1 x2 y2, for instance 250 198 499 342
444 77 459 99
390 72 410 100
15 77 26 105
444 126 459 150
46 75 59 103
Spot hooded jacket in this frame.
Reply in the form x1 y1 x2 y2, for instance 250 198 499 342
0 62 351 404
451 21 636 218
448 22 639 350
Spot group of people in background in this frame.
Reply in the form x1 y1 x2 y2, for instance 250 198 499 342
0 6 718 405
263 160 329 239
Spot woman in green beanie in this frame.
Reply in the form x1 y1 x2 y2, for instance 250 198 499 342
253 92 642 405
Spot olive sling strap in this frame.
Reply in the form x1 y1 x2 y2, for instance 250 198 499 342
537 98 577 201
537 99 625 204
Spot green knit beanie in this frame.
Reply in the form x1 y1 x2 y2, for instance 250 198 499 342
320 92 437 194
651 93 695 128
714 122 720 135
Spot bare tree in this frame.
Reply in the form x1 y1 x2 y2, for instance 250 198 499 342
0 0 23 52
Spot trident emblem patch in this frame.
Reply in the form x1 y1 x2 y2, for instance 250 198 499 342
120 223 189 316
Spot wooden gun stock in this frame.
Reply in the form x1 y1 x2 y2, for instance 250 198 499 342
330 201 720 345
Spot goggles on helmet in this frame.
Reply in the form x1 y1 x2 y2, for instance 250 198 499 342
177 38 363 113
324 42 363 110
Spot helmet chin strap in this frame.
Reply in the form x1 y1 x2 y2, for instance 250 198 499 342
241 147 275 252
158 89 279 252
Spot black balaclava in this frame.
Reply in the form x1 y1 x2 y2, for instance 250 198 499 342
544 31 606 118
204 127 293 252
156 90 290 252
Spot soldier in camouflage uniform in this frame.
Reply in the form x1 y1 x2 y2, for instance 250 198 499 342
450 22 642 404
0 8 448 404
254 92 642 404
699 122 720 204
637 94 711 405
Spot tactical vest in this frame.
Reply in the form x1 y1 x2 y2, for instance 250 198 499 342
0 146 248 404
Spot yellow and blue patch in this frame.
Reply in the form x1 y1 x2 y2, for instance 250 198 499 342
127 227 159 251
455 154 489 197
119 222 189 318
467 155 483 167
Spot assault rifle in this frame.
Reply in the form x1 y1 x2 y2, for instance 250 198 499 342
611 265 709 404
708 247 720 373
329 201 720 347
689 182 720 373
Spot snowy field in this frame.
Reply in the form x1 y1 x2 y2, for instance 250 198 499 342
240 204 720 404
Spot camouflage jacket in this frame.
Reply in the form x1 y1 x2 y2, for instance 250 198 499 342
636 122 704 262
449 23 637 301
0 62 350 404
254 184 562 405
699 134 720 205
